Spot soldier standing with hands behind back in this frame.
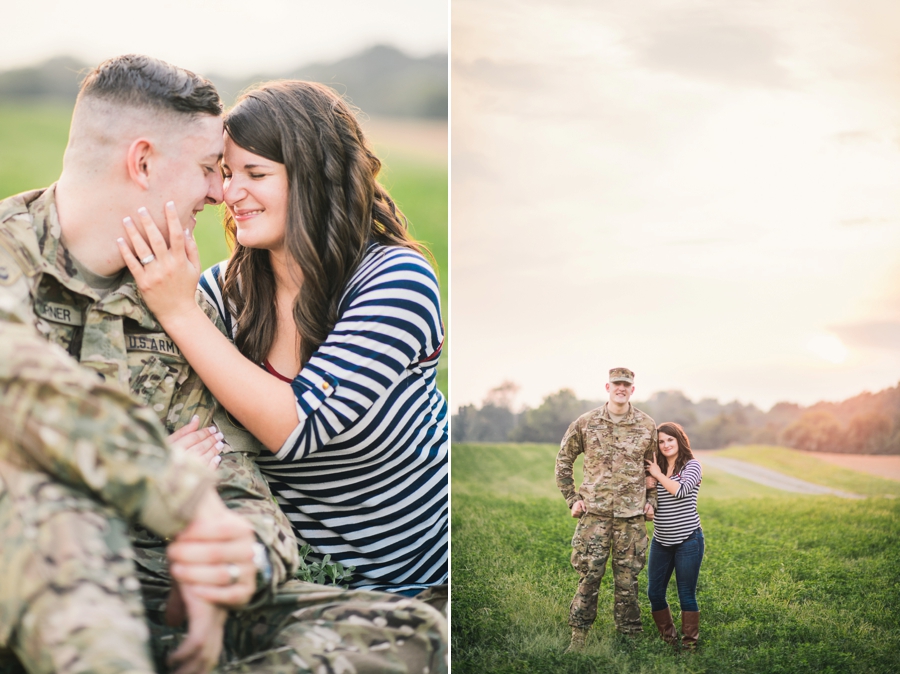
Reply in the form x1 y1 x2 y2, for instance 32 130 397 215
555 367 658 652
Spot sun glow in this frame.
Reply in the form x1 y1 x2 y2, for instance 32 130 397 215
807 334 848 364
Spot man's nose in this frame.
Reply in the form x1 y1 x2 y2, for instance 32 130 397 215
207 173 224 205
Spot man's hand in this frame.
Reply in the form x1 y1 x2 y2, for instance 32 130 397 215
167 583 227 674
169 416 224 470
644 502 655 520
168 491 258 608
570 500 586 518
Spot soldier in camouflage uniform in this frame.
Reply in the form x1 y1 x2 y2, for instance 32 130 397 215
0 54 446 674
556 367 657 652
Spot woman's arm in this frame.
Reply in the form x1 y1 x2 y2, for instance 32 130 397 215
118 205 442 458
673 461 702 499
646 455 681 496
117 205 311 451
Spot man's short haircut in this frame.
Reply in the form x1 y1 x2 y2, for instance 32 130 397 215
78 54 222 117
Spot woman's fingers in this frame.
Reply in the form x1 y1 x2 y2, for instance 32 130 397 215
170 415 201 443
165 201 187 259
116 236 146 279
169 561 255 587
184 582 255 607
136 206 171 260
184 227 201 270
122 215 156 264
169 561 256 608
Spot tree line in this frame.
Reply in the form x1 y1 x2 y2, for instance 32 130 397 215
0 45 447 118
452 381 900 454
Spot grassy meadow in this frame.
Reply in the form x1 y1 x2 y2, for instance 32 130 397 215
0 101 448 395
452 443 900 673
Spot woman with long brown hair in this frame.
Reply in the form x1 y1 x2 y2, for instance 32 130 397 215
118 80 447 598
645 422 704 651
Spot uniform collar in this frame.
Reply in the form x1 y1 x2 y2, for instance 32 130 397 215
600 402 636 424
27 185 161 330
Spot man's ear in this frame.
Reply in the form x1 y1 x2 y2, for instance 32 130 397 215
126 138 153 189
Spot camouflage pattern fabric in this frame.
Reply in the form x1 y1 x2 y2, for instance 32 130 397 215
556 402 658 518
413 584 448 615
0 186 447 673
0 462 155 674
569 514 648 634
147 581 447 674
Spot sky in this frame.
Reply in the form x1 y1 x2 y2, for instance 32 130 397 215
0 0 447 75
452 0 900 412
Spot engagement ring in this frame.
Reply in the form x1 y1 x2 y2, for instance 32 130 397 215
227 563 240 585
140 254 156 265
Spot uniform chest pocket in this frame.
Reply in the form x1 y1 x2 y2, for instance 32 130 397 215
130 354 185 416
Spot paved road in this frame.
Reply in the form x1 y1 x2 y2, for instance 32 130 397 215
694 453 864 499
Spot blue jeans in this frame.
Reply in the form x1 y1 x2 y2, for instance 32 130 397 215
647 528 704 612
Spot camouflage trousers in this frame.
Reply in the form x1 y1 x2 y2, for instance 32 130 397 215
569 514 648 634
0 462 447 674
147 582 448 674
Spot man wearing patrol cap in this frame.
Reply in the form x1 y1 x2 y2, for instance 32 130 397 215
556 367 658 652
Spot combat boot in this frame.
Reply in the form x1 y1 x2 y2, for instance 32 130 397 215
681 611 699 652
651 607 678 647
565 626 590 653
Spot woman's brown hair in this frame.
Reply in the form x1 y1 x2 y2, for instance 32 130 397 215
655 422 695 476
221 80 426 367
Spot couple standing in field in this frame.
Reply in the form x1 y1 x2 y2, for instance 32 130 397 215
0 54 447 674
556 367 704 653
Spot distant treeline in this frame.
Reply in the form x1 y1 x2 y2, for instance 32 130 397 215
452 381 900 454
0 45 447 118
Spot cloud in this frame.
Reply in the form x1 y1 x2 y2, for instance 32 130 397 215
831 321 900 350
832 130 880 145
636 11 794 88
453 58 552 91
839 217 896 227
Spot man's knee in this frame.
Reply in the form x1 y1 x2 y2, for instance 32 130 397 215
15 582 153 674
0 470 153 674
226 582 447 674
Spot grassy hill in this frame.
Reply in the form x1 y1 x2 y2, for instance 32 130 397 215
452 443 900 673
0 101 447 394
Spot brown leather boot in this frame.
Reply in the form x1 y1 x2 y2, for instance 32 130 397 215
651 607 678 646
565 626 590 653
681 611 699 651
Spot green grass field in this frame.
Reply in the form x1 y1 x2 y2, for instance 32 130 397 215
452 443 900 673
0 101 448 395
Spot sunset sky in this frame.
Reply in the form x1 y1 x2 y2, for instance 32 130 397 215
452 0 900 411
1 1 447 75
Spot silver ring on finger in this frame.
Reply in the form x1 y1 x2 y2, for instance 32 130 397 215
140 254 156 265
227 563 240 585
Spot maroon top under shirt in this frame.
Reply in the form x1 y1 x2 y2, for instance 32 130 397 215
264 360 294 383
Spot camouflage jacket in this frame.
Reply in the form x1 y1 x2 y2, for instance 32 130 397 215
0 186 298 608
556 403 658 518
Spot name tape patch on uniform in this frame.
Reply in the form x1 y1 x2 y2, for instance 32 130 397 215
35 301 83 325
127 333 182 358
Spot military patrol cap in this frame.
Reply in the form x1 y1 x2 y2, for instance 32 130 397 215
609 367 634 384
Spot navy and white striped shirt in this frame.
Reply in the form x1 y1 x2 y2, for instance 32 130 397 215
200 244 448 593
653 459 702 546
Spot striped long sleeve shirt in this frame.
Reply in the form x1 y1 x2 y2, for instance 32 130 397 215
200 244 448 593
652 459 702 546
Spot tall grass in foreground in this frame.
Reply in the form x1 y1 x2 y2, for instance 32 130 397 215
451 444 900 673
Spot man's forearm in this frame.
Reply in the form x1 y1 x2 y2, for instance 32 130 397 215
0 323 213 538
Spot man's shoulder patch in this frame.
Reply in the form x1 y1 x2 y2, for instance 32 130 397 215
0 246 23 287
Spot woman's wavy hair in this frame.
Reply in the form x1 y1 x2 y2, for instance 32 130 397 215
655 422 695 476
221 80 427 367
